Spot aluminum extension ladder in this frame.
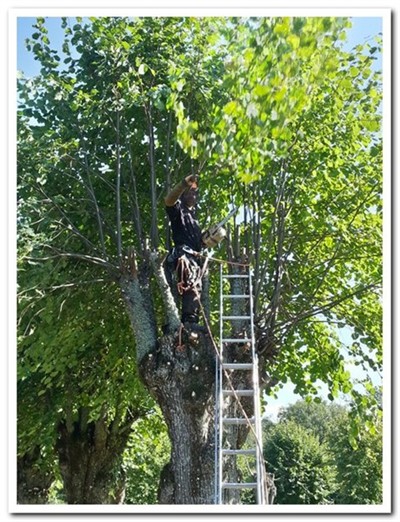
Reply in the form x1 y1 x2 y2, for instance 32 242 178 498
214 264 266 505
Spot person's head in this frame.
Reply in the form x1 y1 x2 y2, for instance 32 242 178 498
181 187 198 209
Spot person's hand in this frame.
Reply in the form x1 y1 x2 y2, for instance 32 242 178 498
183 174 199 188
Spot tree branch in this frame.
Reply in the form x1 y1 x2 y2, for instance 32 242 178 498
149 251 181 331
127 142 144 252
116 109 122 260
26 248 118 273
82 149 107 259
34 185 104 257
255 160 287 314
17 278 107 297
276 281 380 337
145 102 159 249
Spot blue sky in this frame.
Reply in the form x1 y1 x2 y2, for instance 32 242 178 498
15 15 384 419
17 16 382 76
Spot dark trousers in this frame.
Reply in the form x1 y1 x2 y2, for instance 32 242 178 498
181 289 200 323
166 247 202 323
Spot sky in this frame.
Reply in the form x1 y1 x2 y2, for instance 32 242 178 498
15 15 384 419
17 16 382 77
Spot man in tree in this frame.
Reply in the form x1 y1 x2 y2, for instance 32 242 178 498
165 174 204 326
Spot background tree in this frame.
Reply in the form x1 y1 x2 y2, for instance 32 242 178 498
264 420 337 504
277 399 348 443
329 390 383 504
260 399 382 504
122 409 170 504
17 16 383 504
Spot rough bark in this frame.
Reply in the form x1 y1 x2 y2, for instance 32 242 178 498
17 446 54 504
55 410 133 504
140 327 216 504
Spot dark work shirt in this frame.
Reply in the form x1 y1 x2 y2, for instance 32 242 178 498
166 201 203 252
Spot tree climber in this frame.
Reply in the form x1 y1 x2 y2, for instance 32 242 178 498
164 174 204 326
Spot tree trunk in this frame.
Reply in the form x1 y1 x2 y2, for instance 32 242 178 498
56 411 131 504
17 446 54 504
139 326 265 504
140 328 217 504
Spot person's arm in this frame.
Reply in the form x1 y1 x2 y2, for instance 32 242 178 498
164 175 198 207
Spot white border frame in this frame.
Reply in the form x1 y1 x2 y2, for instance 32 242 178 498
6 2 392 516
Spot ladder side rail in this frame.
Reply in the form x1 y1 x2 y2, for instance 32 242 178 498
248 269 266 505
254 355 266 504
214 331 220 504
218 262 224 504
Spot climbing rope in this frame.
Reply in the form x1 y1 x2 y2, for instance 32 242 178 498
167 246 264 445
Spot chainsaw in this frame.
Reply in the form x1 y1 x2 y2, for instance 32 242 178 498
202 207 239 248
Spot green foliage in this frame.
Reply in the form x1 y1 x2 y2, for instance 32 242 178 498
265 420 337 504
278 399 348 443
202 17 382 421
17 244 154 496
17 15 383 503
18 16 226 255
123 409 171 504
262 399 383 504
18 15 382 407
330 412 382 504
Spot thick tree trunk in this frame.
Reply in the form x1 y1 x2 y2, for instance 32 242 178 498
139 326 263 504
56 410 131 504
140 328 217 504
17 447 54 504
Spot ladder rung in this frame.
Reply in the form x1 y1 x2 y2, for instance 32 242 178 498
222 389 254 396
222 274 248 279
223 417 255 425
222 482 258 489
222 449 257 456
222 316 251 320
222 363 253 370
222 338 252 343
222 294 250 298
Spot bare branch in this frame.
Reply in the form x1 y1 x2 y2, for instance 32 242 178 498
145 103 159 249
127 143 144 252
60 166 121 250
22 306 46 336
255 160 287 312
261 190 287 334
276 281 380 336
116 109 122 260
82 150 107 258
17 278 107 297
25 248 118 273
34 185 103 257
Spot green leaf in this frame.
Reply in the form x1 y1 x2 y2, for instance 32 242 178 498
253 84 270 97
287 34 300 49
223 100 240 116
